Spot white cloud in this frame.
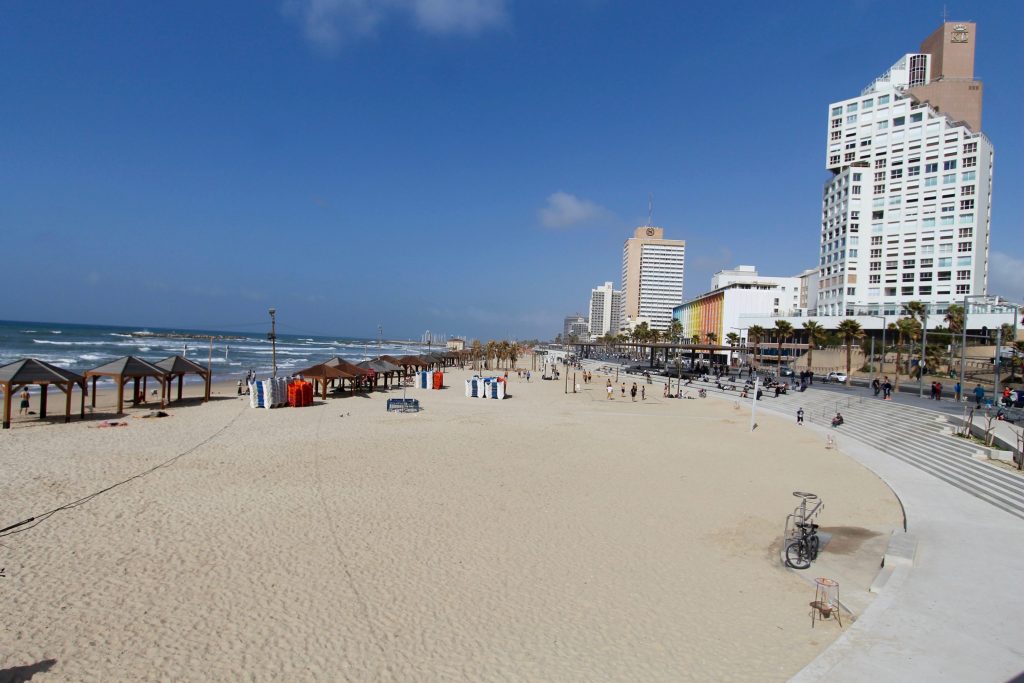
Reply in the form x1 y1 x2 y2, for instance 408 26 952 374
411 0 506 34
538 191 611 229
989 250 1024 300
283 0 506 50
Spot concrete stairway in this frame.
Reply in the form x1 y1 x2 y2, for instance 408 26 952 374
711 377 1024 521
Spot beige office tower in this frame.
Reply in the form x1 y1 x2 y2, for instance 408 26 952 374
907 22 982 132
620 226 686 331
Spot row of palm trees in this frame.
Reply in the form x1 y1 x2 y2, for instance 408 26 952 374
468 339 521 371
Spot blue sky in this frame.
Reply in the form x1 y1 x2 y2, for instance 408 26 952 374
2 1 1021 340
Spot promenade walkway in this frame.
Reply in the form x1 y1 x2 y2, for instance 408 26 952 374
582 361 1024 680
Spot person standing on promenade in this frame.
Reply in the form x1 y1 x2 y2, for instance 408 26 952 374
954 381 962 402
935 382 942 401
606 379 613 400
882 377 892 400
621 383 626 398
641 385 646 400
872 377 881 396
797 407 804 425
974 384 985 408
19 388 30 415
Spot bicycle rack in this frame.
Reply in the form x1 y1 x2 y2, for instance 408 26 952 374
784 491 824 547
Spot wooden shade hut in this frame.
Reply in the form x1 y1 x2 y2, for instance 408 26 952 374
84 356 170 415
396 355 429 370
155 355 211 403
1 358 87 429
292 363 354 399
356 358 404 388
323 356 371 392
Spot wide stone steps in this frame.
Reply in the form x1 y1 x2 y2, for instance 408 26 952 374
613 367 1024 521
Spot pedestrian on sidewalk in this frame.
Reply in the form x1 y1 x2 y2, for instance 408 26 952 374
630 383 637 402
606 380 613 400
797 407 804 425
974 384 985 408
935 382 942 401
872 377 881 396
641 385 646 400
882 377 892 400
954 381 961 402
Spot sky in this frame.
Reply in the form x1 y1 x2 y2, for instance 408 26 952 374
2 1 1022 341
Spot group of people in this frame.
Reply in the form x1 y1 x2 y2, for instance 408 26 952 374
603 380 646 401
871 376 894 400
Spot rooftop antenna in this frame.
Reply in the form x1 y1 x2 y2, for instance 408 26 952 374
647 193 653 226
941 4 948 22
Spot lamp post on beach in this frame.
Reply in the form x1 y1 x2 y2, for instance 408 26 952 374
268 308 278 378
378 325 383 357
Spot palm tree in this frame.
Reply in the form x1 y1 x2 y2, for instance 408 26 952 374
905 300 927 324
470 339 483 371
801 320 825 375
944 303 964 375
705 331 717 345
748 325 766 369
725 331 740 368
485 340 498 370
497 340 511 369
507 342 520 371
836 319 864 386
773 320 794 372
668 319 684 345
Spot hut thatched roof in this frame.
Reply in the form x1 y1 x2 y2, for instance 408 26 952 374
293 363 355 380
0 358 84 385
85 356 168 379
323 356 371 376
155 355 210 376
357 358 402 373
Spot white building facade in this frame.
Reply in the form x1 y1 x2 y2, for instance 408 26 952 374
588 282 623 339
818 22 993 318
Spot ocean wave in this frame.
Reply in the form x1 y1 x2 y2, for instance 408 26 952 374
34 339 100 346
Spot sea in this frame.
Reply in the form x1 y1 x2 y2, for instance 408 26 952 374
0 320 431 384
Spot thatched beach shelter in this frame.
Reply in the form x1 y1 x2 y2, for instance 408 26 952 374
155 355 211 403
84 356 169 415
323 356 371 393
292 363 355 400
1 358 87 429
356 358 403 388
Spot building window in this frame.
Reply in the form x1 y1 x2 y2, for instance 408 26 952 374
956 284 970 294
920 271 933 281
959 214 974 225
961 185 975 196
873 184 885 194
938 258 952 267
852 173 862 181
925 162 938 173
847 102 858 113
918 286 932 295
869 274 881 283
885 287 897 296
902 273 915 282
961 171 976 181
845 152 855 162
875 158 886 169
963 142 978 153
891 169 903 179
847 115 858 124
938 271 951 281
830 131 841 141
957 256 972 266
879 95 890 104
863 99 873 109
874 171 885 182
886 260 898 270
911 112 923 123
956 270 971 281
903 259 915 268
943 160 957 171
870 261 881 271
893 116 906 127
960 199 975 210
831 119 842 130
829 155 840 165
847 287 856 295
963 156 977 168
920 258 934 267
924 177 938 187
957 242 973 253
877 120 889 130
907 165 920 177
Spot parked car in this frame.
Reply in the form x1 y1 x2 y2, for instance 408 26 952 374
825 371 848 383
779 366 795 377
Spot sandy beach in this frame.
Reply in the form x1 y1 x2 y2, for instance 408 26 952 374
0 365 900 682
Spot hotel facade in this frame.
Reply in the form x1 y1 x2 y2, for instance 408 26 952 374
817 21 993 318
588 282 623 339
620 226 686 331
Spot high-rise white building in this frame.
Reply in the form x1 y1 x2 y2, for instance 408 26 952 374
818 21 993 317
620 226 686 331
588 282 623 338
562 313 589 341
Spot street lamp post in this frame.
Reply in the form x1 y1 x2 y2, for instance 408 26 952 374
866 315 886 382
730 326 748 374
268 308 278 378
919 306 929 399
958 294 994 403
378 325 383 357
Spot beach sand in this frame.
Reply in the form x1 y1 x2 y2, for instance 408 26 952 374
0 366 900 681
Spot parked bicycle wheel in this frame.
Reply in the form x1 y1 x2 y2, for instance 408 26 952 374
807 534 820 561
785 540 811 569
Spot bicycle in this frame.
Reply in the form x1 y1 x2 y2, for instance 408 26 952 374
784 521 820 570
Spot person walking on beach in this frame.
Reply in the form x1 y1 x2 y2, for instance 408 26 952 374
797 407 804 425
621 383 626 398
641 385 645 400
19 388 30 415
630 383 637 402
606 380 613 400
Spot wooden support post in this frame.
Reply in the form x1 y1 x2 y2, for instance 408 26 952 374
91 376 98 407
79 381 85 420
2 383 11 429
142 376 148 402
117 378 125 415
40 384 48 419
178 374 184 402
64 382 72 423
133 377 140 406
